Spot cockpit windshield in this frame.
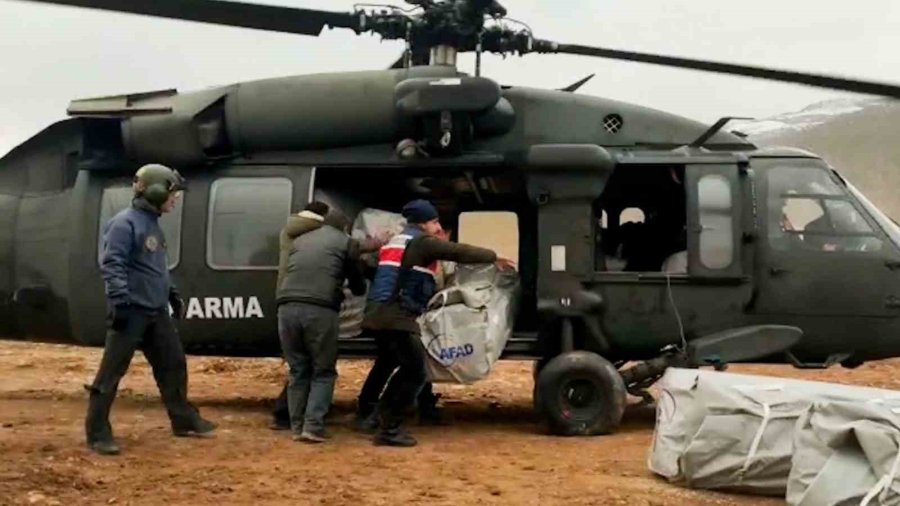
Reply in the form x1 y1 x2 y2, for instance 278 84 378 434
845 179 900 251
765 163 893 254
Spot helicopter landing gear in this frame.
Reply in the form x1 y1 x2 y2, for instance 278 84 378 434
533 351 626 436
618 345 694 406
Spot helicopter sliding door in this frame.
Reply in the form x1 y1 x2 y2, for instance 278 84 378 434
592 162 750 360
175 164 313 356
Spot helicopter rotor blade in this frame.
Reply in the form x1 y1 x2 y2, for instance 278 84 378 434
14 0 360 36
538 41 900 99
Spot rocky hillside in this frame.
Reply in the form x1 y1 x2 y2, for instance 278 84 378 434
734 98 900 219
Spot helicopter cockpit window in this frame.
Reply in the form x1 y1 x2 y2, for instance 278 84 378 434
846 180 900 250
97 184 183 269
768 167 883 253
207 177 292 270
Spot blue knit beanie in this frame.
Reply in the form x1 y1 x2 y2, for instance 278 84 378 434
401 199 439 224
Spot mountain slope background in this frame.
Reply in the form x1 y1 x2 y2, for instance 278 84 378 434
739 98 900 219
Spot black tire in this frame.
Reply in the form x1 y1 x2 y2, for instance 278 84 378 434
534 351 627 436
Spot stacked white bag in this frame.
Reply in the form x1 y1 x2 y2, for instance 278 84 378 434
788 400 900 506
649 368 900 499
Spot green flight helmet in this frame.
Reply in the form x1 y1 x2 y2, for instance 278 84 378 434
133 164 186 207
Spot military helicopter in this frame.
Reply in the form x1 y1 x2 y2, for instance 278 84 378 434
4 0 900 436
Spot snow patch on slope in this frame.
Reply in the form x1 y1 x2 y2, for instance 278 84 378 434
731 97 890 137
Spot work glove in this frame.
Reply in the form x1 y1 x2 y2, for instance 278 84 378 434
111 304 131 332
169 290 185 320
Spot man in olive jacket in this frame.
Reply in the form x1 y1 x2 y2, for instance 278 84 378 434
270 203 385 429
277 209 367 442
276 202 330 294
270 202 329 428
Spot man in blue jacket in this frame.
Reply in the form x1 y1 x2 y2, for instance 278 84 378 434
86 164 215 455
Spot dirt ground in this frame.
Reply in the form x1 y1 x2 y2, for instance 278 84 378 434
2 341 899 506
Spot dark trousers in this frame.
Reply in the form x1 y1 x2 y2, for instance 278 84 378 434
277 302 339 434
85 308 198 444
357 335 436 418
371 329 428 427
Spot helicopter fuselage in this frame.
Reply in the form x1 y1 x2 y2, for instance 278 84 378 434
2 66 899 371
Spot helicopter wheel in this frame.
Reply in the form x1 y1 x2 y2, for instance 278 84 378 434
534 351 626 436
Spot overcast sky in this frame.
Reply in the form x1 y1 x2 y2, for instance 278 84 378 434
1 0 899 156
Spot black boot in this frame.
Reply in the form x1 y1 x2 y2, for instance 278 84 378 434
269 417 291 431
374 412 417 447
271 385 290 430
417 389 448 426
374 425 417 447
418 406 447 426
85 386 117 452
173 417 218 437
87 440 120 456
353 411 380 434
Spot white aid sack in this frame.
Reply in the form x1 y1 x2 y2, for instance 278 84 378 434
788 401 900 506
649 368 900 496
337 208 406 338
418 264 519 384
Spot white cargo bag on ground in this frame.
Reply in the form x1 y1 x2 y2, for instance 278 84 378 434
788 401 900 506
649 368 900 496
418 264 519 384
337 208 406 338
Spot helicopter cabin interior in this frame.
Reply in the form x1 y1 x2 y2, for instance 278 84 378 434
594 164 688 275
312 165 538 332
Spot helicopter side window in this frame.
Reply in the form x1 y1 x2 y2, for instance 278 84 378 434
97 184 183 269
207 177 292 270
595 165 687 274
767 167 882 253
696 174 734 269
